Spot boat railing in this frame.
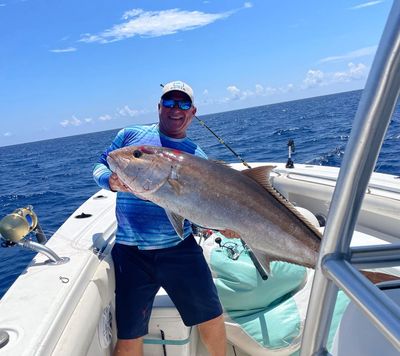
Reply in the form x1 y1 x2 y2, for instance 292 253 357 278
300 1 400 355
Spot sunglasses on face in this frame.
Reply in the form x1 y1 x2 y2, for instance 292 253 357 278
161 99 192 111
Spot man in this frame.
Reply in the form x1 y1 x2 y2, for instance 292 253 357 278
93 81 227 356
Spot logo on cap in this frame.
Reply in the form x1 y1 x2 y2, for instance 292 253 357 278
162 81 194 103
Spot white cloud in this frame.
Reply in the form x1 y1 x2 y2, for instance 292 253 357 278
203 61 366 107
60 116 82 127
122 9 144 20
223 83 295 102
0 4 6 7
59 106 145 129
203 89 209 96
333 62 367 82
221 83 295 103
244 2 253 9
3 132 12 137
213 63 366 106
98 114 112 121
255 84 264 95
79 7 234 44
320 45 377 63
302 62 368 88
60 116 94 127
117 105 140 117
303 69 325 88
252 83 292 96
50 47 77 53
227 85 241 99
350 1 383 10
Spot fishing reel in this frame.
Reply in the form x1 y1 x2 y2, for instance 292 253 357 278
0 206 42 245
214 236 243 260
0 206 69 265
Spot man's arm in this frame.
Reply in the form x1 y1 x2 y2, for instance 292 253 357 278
93 128 128 191
219 229 241 238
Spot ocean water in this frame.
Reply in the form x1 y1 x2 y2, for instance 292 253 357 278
0 89 399 298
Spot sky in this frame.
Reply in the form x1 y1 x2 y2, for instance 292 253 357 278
0 0 394 147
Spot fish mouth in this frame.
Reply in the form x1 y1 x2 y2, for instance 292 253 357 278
106 155 117 171
106 153 131 172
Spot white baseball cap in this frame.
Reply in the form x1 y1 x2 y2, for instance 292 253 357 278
161 81 194 103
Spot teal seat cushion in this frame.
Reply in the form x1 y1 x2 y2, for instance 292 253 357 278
209 236 307 349
208 235 350 352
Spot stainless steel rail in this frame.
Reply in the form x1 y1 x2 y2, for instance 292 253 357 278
350 244 400 269
17 240 70 265
300 1 400 355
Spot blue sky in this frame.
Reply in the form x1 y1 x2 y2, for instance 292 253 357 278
0 0 393 146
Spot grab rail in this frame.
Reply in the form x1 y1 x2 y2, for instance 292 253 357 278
300 1 400 355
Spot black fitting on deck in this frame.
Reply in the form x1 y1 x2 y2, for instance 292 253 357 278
286 139 295 168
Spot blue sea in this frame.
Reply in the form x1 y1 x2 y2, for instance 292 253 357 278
0 89 399 299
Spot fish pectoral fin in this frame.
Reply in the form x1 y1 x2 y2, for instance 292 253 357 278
165 210 185 239
167 178 183 194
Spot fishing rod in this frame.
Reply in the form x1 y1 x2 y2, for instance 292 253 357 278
193 115 252 169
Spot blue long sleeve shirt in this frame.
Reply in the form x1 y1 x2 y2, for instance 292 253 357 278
93 123 207 249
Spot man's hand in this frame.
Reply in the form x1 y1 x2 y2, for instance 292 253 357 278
219 229 241 238
109 173 130 192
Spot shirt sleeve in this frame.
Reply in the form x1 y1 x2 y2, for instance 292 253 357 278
93 128 126 190
194 145 208 159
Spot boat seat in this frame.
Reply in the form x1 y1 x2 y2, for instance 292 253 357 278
143 288 199 356
203 233 354 355
200 205 354 355
332 282 400 355
202 233 312 355
222 267 315 356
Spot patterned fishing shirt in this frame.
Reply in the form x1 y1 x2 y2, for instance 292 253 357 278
93 123 207 249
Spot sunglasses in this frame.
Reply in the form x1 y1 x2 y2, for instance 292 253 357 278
161 99 192 111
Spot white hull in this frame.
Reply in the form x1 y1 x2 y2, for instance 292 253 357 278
0 163 399 355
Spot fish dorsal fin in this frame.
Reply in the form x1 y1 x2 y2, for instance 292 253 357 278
241 166 322 239
165 210 185 239
241 165 276 191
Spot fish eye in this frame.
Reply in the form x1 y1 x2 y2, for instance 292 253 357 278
133 150 142 158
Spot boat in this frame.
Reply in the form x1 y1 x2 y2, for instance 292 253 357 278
0 162 399 356
1 1 400 355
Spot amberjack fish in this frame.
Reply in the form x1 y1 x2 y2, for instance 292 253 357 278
107 145 400 283
107 145 323 272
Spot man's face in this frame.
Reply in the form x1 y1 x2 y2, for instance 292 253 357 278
158 91 196 138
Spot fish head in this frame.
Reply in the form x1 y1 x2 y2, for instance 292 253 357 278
107 145 181 196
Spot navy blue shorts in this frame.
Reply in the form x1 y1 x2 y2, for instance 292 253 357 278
111 235 223 339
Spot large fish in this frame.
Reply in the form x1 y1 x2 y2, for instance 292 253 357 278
106 145 400 283
106 145 322 272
